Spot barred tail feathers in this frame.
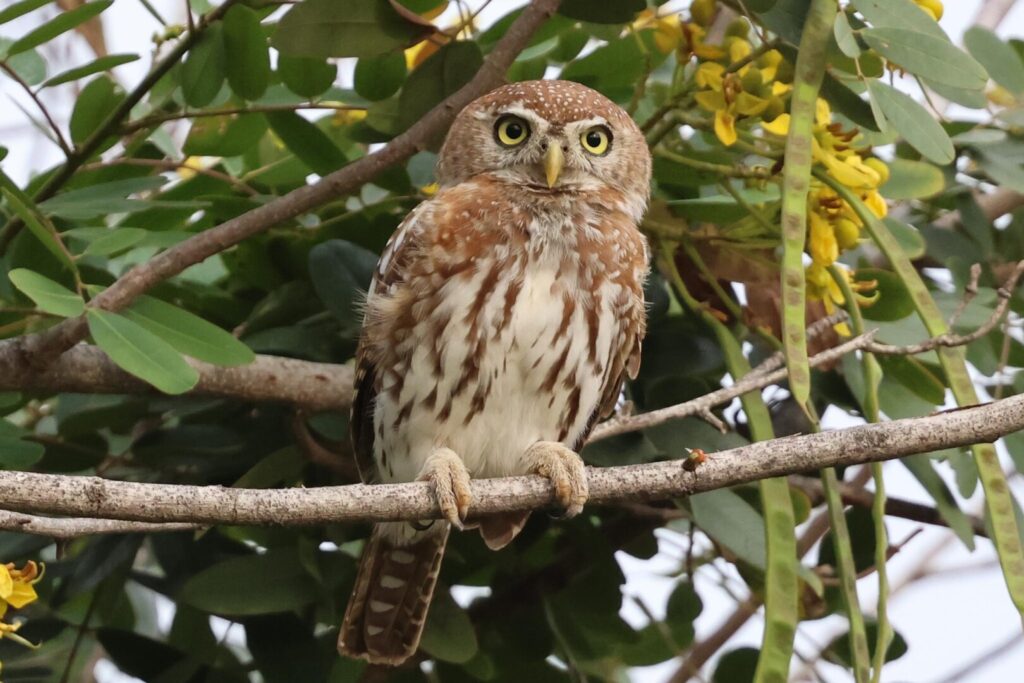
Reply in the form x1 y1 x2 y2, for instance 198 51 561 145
338 523 449 665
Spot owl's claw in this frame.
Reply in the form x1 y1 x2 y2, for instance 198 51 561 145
525 441 589 518
418 447 472 530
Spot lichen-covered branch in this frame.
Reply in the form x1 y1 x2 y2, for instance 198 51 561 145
0 393 1021 527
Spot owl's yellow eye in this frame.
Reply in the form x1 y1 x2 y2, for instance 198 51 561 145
580 126 612 155
495 115 530 147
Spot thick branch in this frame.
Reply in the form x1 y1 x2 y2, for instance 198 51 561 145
7 0 562 368
0 394 1021 525
0 344 352 411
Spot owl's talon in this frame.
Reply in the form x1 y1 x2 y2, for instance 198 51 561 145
525 441 589 518
418 447 472 530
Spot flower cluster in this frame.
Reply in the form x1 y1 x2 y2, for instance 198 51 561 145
0 560 43 661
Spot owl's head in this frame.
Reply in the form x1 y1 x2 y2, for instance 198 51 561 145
436 80 651 202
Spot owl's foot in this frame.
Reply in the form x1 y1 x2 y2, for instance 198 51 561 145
418 447 472 530
525 441 589 518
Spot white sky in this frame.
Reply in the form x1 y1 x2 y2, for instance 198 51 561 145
2 1 1024 682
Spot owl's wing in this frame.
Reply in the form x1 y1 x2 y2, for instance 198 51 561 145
575 292 646 449
350 204 431 483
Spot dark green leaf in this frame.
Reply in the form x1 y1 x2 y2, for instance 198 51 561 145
398 41 483 131
122 295 254 367
665 580 703 646
179 550 318 615
857 268 915 321
39 176 167 219
8 268 83 316
0 180 75 270
561 35 648 101
866 80 954 164
278 55 337 98
713 647 759 683
862 28 987 91
265 110 347 175
420 587 478 663
0 422 44 470
884 217 927 260
965 26 1024 95
0 0 50 26
4 0 112 57
183 113 267 157
68 74 124 145
272 0 433 58
826 622 908 667
354 52 407 101
223 5 270 101
308 239 377 333
558 0 644 24
691 488 766 569
42 53 138 88
181 23 227 107
86 309 199 395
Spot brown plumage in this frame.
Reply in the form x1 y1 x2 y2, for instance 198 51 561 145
339 80 651 665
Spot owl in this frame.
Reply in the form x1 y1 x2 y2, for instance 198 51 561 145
338 79 652 665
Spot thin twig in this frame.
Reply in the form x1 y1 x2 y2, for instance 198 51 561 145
0 62 73 156
119 102 368 135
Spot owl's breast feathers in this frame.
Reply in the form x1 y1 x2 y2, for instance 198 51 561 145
352 173 648 484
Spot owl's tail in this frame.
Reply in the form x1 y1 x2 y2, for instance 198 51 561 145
338 522 449 666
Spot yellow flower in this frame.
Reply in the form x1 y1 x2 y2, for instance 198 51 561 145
0 561 42 615
808 209 839 267
914 0 943 21
763 99 884 190
332 108 368 126
694 63 770 146
806 264 878 335
681 22 726 60
176 156 204 180
0 561 42 652
633 10 684 54
420 182 440 196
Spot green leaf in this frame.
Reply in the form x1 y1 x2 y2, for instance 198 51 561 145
826 622 908 668
884 217 926 260
39 176 167 219
558 0 644 24
861 28 987 91
665 580 703 646
179 551 318 616
866 80 954 165
68 74 124 146
0 433 44 470
86 309 199 395
272 0 434 58
354 52 407 101
0 0 50 26
223 5 270 101
903 454 976 549
852 0 948 41
880 158 945 200
0 38 46 85
42 53 139 88
265 110 347 176
420 587 478 663
122 295 254 367
833 10 860 58
278 55 337 98
181 23 226 107
183 113 267 157
856 268 915 321
561 35 648 101
923 78 988 109
308 239 377 334
0 179 74 271
691 488 766 569
713 648 760 683
668 187 780 222
398 41 483 131
3 0 112 57
8 268 83 317
965 27 1024 95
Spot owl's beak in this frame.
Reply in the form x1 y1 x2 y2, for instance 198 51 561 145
544 144 564 188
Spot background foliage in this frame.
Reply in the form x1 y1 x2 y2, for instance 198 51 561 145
1 0 1024 681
